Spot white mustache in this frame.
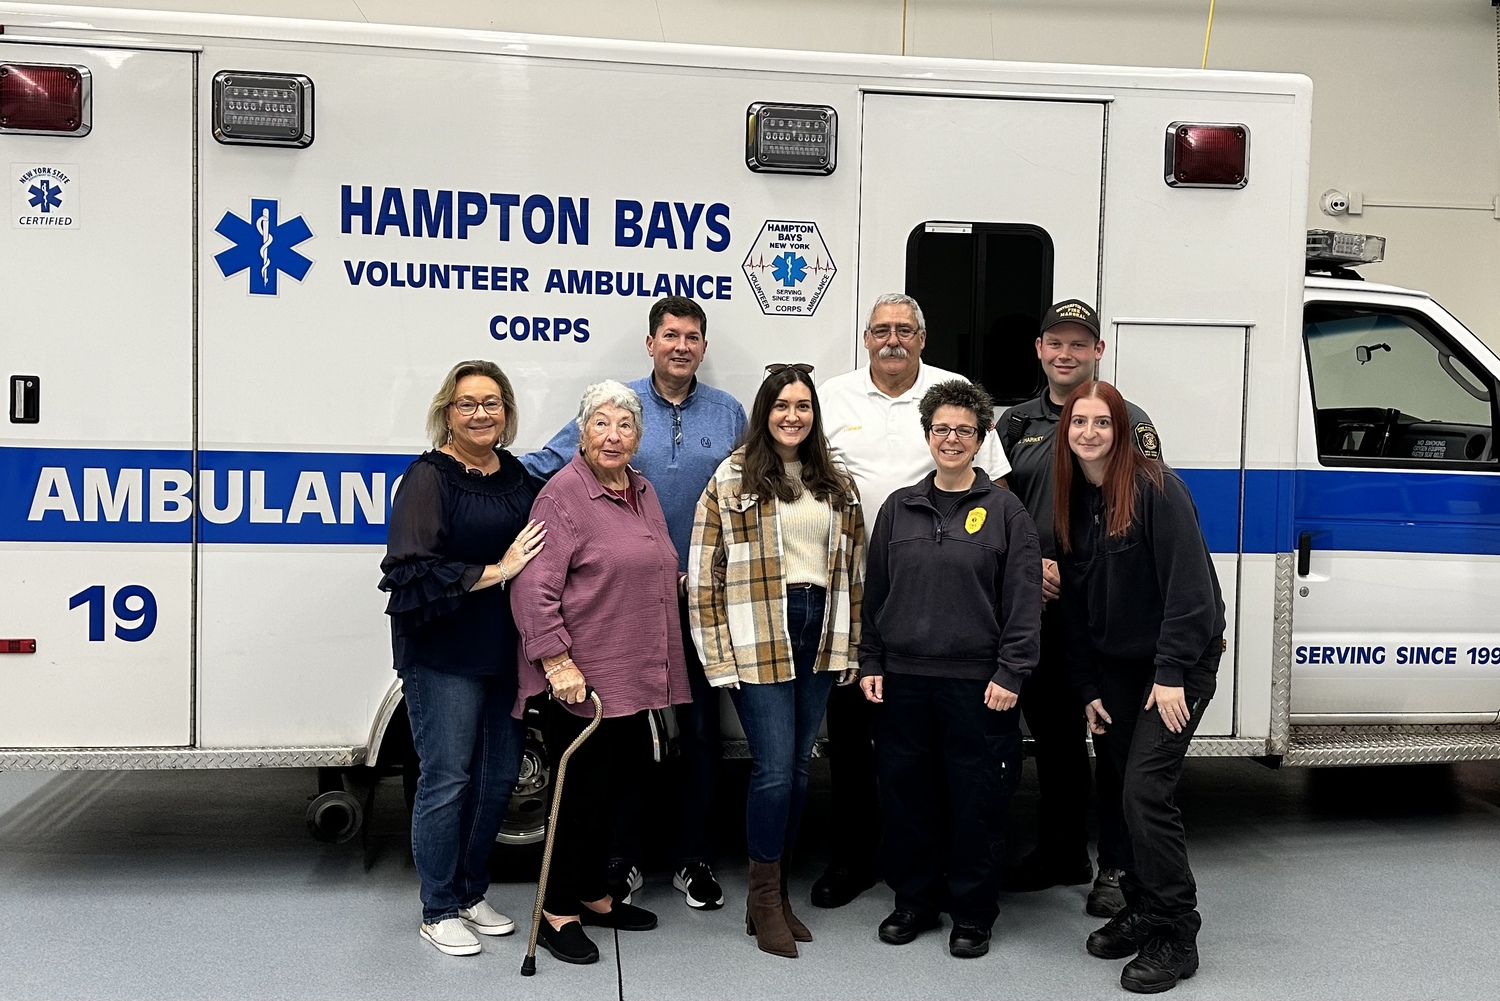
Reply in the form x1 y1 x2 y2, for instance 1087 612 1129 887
878 345 909 360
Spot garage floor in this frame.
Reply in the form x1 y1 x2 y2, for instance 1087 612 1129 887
2 757 1498 1000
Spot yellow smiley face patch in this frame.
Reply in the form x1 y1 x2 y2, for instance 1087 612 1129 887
965 507 987 534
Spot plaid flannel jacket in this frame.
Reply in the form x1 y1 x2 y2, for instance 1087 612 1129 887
687 448 865 686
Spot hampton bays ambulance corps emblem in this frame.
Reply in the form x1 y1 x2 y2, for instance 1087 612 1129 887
1134 423 1161 460
965 507 987 535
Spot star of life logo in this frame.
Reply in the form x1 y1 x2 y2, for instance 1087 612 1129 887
742 219 836 317
12 163 79 229
214 198 314 296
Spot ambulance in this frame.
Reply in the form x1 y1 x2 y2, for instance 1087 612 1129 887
2 5 1498 849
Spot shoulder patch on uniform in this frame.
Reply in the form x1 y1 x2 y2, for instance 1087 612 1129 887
1134 422 1161 459
965 507 987 534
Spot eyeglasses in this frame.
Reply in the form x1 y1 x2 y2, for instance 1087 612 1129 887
765 363 815 377
929 424 979 440
452 398 504 416
867 324 921 342
672 407 683 447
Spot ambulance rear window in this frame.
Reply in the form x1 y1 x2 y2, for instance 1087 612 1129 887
905 222 1053 406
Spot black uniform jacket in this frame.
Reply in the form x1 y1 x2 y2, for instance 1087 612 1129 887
1058 467 1225 706
859 468 1042 694
1001 393 1160 559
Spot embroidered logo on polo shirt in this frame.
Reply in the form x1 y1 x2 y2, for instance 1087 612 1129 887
965 507 987 534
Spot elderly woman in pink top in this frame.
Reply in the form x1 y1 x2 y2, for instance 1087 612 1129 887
512 379 690 967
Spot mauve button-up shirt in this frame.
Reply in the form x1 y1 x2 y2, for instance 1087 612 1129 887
512 452 689 719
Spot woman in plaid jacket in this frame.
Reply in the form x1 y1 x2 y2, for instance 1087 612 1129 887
688 365 865 960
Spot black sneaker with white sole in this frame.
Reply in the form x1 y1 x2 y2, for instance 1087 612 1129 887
673 861 725 910
606 860 643 906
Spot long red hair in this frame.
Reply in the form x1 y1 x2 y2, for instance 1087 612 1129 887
1052 380 1164 554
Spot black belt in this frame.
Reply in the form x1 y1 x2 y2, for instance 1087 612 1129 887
786 582 824 591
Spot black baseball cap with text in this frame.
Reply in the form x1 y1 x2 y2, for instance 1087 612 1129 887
1040 299 1100 339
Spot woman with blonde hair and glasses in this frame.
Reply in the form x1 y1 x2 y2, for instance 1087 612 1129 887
689 363 864 959
380 359 547 957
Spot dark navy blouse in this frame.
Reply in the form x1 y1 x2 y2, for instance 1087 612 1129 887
379 448 539 677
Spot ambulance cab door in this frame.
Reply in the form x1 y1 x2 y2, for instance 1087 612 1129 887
0 44 195 747
1291 292 1500 722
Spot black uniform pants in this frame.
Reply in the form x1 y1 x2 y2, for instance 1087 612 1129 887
876 673 1022 929
824 678 882 873
1097 660 1209 941
542 702 650 915
1020 603 1129 869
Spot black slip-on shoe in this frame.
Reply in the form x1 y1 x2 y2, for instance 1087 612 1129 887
538 920 599 965
878 909 941 945
949 924 991 958
579 900 658 931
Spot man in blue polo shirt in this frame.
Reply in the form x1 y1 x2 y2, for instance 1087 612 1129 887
521 295 747 913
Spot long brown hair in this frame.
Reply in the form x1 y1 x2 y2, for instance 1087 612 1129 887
1052 380 1164 553
739 367 855 507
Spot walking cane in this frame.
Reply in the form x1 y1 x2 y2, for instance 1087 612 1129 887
521 687 604 976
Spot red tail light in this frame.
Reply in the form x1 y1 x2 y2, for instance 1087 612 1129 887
0 63 92 136
1164 122 1248 188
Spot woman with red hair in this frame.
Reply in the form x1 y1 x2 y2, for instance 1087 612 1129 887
1053 380 1224 995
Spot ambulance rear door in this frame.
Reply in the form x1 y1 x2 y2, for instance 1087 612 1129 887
0 42 195 747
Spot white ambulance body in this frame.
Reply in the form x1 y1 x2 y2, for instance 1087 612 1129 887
2 3 1498 816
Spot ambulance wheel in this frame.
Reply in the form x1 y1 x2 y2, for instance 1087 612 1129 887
307 788 364 844
496 725 550 850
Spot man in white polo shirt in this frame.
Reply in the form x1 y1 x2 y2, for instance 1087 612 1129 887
810 292 1012 909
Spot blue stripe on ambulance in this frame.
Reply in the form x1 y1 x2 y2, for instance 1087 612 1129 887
6 447 1499 555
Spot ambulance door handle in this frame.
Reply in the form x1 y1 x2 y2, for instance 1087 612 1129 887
1296 531 1312 577
9 375 39 424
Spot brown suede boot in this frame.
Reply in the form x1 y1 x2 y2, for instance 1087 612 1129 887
745 860 798 958
780 874 812 942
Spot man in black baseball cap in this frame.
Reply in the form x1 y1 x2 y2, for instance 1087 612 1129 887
998 299 1160 916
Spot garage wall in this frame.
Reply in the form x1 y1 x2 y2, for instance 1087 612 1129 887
36 0 1500 344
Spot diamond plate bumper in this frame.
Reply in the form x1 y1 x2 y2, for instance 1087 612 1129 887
1283 726 1500 767
0 746 365 770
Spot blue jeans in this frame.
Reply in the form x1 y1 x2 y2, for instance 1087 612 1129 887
730 586 836 864
400 666 525 924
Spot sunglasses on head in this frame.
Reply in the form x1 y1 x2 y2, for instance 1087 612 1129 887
764 363 815 378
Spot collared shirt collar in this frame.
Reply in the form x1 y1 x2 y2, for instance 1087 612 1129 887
569 451 648 501
644 372 699 409
860 361 928 402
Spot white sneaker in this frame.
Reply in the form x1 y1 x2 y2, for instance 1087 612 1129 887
420 917 482 956
459 899 517 936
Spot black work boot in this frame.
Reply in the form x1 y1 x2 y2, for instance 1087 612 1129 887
1121 934 1200 994
1086 867 1127 917
1086 907 1151 959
